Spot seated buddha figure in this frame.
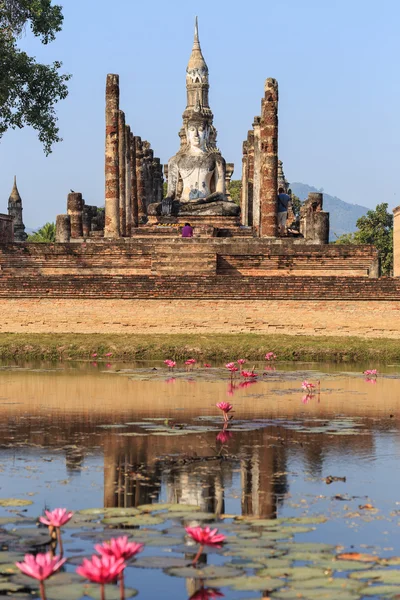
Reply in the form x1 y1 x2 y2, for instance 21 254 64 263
163 115 239 216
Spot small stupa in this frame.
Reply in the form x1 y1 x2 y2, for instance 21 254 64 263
8 177 27 242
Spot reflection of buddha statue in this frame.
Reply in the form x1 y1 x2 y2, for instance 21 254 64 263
149 18 239 219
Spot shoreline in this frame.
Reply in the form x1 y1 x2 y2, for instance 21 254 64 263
0 333 399 363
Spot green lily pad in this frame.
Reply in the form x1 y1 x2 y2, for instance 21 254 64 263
349 568 400 583
310 558 372 571
77 508 105 516
169 511 217 521
166 565 242 579
132 556 190 569
360 585 400 597
102 514 165 526
231 576 285 591
47 583 138 599
142 536 182 547
138 503 200 512
278 542 336 553
0 498 33 507
257 566 331 580
0 551 25 564
271 590 360 600
0 562 21 575
224 547 285 559
0 581 26 593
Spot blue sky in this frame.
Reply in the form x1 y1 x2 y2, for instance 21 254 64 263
0 0 399 228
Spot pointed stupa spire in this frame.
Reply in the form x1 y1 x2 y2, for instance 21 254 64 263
187 16 208 77
9 175 21 203
185 17 212 124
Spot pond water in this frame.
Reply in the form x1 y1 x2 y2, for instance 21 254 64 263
1 360 400 599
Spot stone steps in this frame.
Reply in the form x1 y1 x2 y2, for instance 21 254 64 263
0 275 399 300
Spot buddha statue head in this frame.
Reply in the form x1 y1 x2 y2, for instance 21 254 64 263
186 118 209 153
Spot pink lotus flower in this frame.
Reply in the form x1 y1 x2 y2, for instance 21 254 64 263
39 508 73 528
301 380 316 392
216 402 233 421
186 526 225 547
185 358 196 364
76 554 125 585
237 358 246 365
105 352 113 357
16 552 66 600
16 552 66 581
265 352 277 361
95 536 143 561
225 362 236 369
241 370 257 379
91 353 98 358
164 359 176 369
364 369 378 377
204 363 211 368
190 587 225 600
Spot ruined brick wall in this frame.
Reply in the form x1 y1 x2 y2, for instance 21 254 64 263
0 215 14 243
0 240 380 278
0 298 400 338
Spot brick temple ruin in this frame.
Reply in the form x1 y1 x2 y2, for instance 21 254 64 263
0 18 399 332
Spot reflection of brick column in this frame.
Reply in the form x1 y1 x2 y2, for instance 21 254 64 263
130 133 138 228
104 74 120 238
67 193 83 238
118 110 126 236
56 214 71 242
241 141 248 225
394 206 400 277
260 78 278 237
125 125 132 236
253 117 261 235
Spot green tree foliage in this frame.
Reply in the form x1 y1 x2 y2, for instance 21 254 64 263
0 0 70 154
27 221 55 242
229 179 241 205
334 203 393 275
288 191 301 220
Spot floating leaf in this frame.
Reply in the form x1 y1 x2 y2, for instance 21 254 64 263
230 575 285 591
360 585 400 597
349 569 400 583
0 498 33 507
138 503 200 512
132 556 190 569
166 565 242 579
102 514 165 526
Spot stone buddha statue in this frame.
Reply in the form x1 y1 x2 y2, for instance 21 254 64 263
148 18 239 219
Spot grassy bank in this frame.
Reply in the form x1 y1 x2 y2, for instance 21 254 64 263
0 333 399 363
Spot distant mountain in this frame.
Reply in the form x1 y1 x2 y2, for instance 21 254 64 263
290 182 368 241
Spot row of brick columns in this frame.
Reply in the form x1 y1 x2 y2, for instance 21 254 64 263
105 74 163 239
241 78 279 238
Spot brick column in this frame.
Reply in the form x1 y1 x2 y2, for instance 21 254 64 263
118 110 126 236
104 74 120 238
259 78 278 238
135 136 146 223
67 192 83 238
247 130 255 227
56 214 71 242
394 205 400 277
130 133 138 228
125 125 132 236
253 116 261 235
225 163 234 201
241 141 248 225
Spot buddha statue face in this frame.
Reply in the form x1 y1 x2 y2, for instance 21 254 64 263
186 120 209 152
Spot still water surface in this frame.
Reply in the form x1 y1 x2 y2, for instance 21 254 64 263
1 361 400 599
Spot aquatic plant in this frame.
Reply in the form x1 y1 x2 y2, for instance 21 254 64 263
39 508 73 557
216 402 233 422
204 363 211 368
164 359 176 370
265 351 277 361
189 587 224 599
237 358 246 365
76 554 126 600
185 526 226 565
16 552 66 600
364 369 378 377
95 537 143 598
301 380 316 392
241 370 257 379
